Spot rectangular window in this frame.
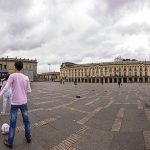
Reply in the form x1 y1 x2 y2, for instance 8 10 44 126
119 67 121 71
124 66 126 71
0 64 2 69
145 66 148 71
145 72 147 76
4 65 6 69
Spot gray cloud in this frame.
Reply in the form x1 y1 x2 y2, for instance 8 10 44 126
116 23 150 35
0 0 31 12
0 0 150 72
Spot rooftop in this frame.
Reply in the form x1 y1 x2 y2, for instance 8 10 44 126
0 57 38 63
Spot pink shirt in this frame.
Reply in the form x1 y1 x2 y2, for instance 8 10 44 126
0 73 31 105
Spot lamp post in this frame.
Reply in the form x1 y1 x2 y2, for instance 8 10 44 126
48 64 50 81
145 59 146 83
6 56 8 71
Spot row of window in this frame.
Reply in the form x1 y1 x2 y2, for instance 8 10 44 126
64 66 149 74
0 63 34 70
24 65 33 70
61 71 148 77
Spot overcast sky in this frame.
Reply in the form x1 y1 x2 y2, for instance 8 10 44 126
0 0 150 73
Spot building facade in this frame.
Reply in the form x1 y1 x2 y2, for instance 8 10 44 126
0 57 38 81
37 72 60 82
60 60 150 83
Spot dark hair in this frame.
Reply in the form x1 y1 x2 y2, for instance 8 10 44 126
15 61 23 71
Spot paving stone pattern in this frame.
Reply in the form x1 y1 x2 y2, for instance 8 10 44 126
0 82 150 150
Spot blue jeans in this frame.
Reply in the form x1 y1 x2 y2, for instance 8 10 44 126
8 104 31 145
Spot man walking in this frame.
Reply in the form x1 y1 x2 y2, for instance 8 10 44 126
118 79 121 88
0 61 31 149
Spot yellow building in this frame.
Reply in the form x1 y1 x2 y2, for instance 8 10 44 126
60 59 150 83
0 57 38 81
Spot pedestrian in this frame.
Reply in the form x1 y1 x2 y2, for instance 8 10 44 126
74 80 77 87
60 79 62 84
118 80 121 88
1 74 12 115
0 61 32 149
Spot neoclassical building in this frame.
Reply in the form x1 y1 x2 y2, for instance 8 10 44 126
0 57 38 81
60 59 150 83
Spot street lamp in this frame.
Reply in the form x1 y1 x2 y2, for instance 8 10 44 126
48 64 50 72
48 64 50 81
6 56 8 70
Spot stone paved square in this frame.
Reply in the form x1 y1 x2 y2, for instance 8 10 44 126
1 82 150 150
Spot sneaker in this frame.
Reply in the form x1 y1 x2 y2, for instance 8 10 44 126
26 138 32 143
4 139 13 149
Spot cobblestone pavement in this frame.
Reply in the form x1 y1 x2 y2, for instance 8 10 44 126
0 82 150 150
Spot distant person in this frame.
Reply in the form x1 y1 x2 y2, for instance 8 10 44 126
0 61 32 149
118 80 121 88
1 74 12 115
60 79 62 84
74 80 77 87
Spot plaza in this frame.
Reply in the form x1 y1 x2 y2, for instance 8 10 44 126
0 82 150 150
